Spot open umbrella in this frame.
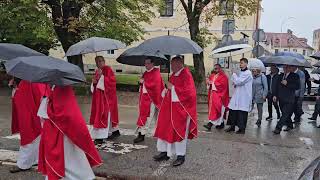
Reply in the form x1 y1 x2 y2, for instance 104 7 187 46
116 47 168 66
5 56 85 86
311 51 320 60
260 52 312 68
65 37 126 56
210 40 253 58
135 35 203 55
248 58 266 72
298 156 320 179
0 43 44 60
313 61 320 68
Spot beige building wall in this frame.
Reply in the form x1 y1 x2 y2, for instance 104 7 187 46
313 29 320 52
50 1 258 74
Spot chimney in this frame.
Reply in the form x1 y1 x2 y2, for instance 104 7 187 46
287 29 293 34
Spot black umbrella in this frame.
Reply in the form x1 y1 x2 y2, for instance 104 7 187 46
116 47 168 66
0 43 44 60
135 35 203 55
5 56 85 86
311 51 320 60
210 40 253 58
298 156 320 179
260 52 312 68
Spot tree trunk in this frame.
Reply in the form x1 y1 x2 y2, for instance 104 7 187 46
46 0 84 72
189 20 207 96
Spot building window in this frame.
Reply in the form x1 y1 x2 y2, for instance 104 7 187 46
219 0 234 15
160 0 174 17
284 49 288 51
275 49 279 54
303 50 306 55
293 49 297 52
107 50 115 54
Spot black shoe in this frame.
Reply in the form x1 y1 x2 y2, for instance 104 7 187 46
203 122 213 131
10 167 31 173
94 139 104 145
133 132 145 143
256 121 261 127
153 152 170 162
266 116 272 121
273 129 281 134
225 126 235 132
107 130 121 140
236 129 245 134
308 117 316 121
215 122 225 129
283 127 293 131
172 156 185 167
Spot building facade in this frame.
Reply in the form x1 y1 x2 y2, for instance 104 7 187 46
263 29 314 57
313 29 320 52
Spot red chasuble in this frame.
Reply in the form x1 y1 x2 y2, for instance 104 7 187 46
154 68 197 143
90 65 119 128
137 68 164 127
208 71 229 121
11 80 47 146
38 86 102 180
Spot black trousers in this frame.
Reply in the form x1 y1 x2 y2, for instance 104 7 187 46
276 100 295 130
312 99 320 118
227 109 248 130
267 94 281 118
306 81 311 95
293 97 304 121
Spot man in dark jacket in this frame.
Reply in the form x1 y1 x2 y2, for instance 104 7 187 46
266 65 281 121
273 65 300 134
309 78 320 121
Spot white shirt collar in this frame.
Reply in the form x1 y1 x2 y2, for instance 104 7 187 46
174 67 184 76
146 67 155 72
295 69 298 73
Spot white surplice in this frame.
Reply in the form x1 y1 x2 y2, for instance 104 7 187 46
228 69 253 112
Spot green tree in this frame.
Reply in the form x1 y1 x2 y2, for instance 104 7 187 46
179 0 259 94
41 0 159 71
0 0 57 55
1 0 159 71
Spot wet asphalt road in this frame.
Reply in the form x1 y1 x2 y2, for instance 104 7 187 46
0 89 319 180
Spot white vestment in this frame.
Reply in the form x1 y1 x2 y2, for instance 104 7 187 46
38 97 95 180
17 135 40 170
156 68 190 157
228 70 253 112
90 75 118 139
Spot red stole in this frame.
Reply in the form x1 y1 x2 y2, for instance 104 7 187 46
11 80 47 146
90 65 119 128
154 68 197 143
38 86 102 180
137 68 164 127
208 71 229 121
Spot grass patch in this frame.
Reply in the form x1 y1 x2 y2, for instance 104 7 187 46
86 73 169 85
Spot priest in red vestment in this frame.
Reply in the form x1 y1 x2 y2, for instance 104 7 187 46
90 56 120 144
204 64 229 131
153 56 197 167
38 86 102 180
134 58 164 143
10 79 47 173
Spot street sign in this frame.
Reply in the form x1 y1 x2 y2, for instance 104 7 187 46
222 19 235 35
252 45 265 57
253 29 266 42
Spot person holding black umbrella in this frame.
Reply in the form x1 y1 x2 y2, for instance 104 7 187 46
134 58 164 143
273 65 300 134
265 65 281 121
90 56 120 144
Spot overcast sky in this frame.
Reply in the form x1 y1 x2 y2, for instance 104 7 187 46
260 0 320 45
